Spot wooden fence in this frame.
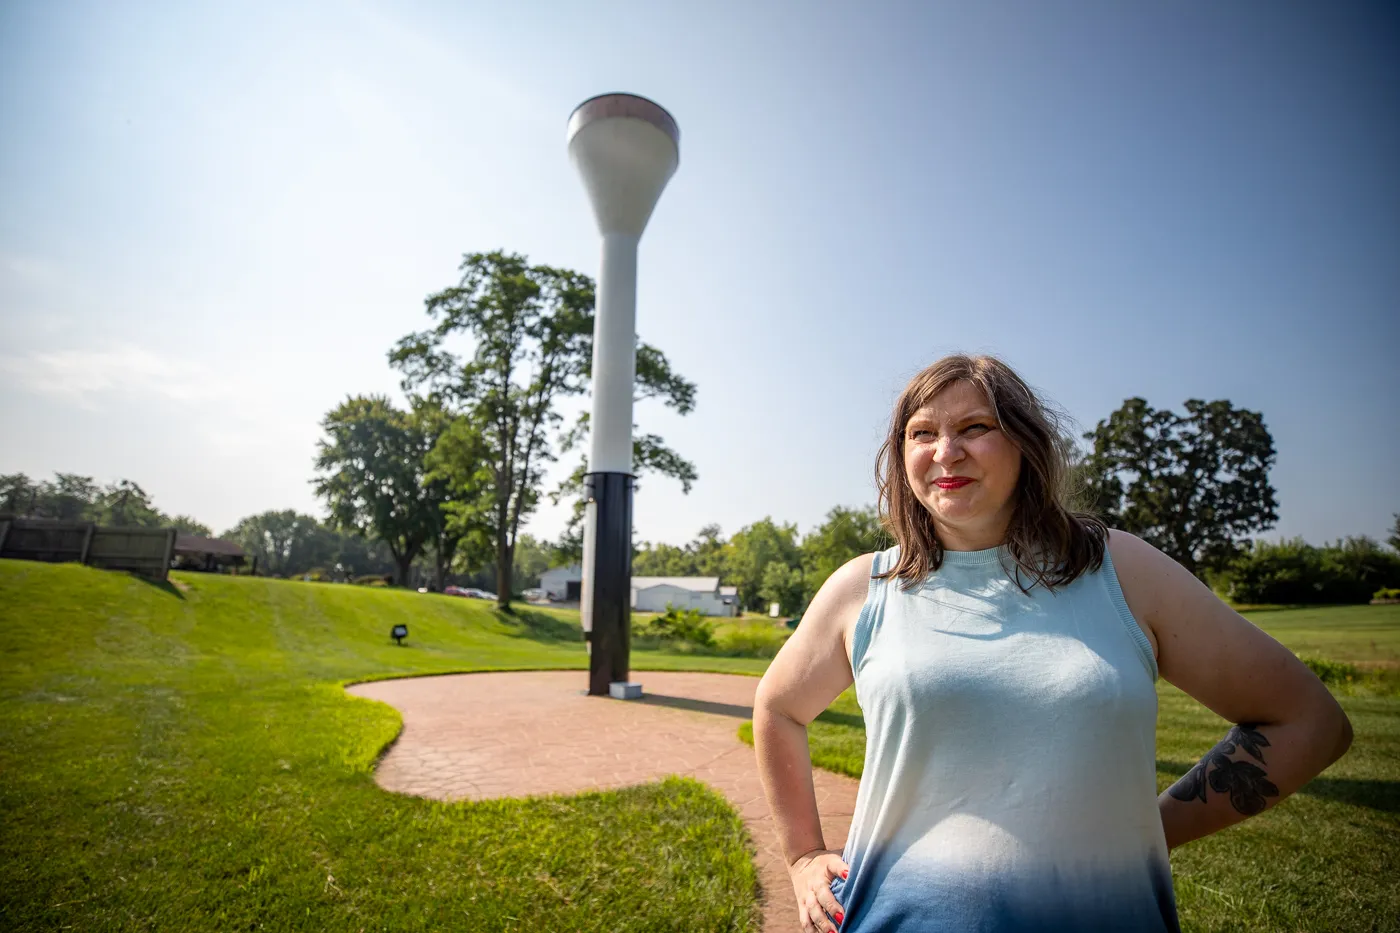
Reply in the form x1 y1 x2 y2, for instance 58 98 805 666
0 518 177 581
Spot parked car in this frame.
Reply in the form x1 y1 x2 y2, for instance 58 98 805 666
442 585 498 600
522 587 547 602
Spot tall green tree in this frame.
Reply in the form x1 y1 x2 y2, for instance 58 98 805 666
633 541 701 577
510 534 556 594
0 474 34 515
168 515 213 538
314 395 439 586
634 524 729 578
412 399 479 590
35 473 101 521
391 250 696 609
224 510 328 577
725 517 801 611
95 480 165 527
1389 514 1400 553
800 505 890 603
1081 398 1278 575
759 561 804 616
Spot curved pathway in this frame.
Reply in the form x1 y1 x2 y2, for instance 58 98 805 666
347 670 859 932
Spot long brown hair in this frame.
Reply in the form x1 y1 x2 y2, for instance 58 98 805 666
874 354 1106 592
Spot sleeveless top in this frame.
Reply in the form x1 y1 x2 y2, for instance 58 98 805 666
827 545 1179 932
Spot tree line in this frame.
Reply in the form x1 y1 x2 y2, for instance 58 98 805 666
5 246 1393 609
1 474 212 536
0 472 573 590
629 395 1400 613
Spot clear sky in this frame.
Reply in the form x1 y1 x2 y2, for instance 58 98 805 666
2 0 1396 548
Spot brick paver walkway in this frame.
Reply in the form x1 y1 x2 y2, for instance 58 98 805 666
347 670 859 932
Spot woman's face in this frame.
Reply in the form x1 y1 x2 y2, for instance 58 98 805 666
903 380 1023 549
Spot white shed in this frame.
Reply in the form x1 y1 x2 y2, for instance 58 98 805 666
631 576 735 617
539 564 582 601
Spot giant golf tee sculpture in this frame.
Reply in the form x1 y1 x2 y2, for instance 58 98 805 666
568 94 679 697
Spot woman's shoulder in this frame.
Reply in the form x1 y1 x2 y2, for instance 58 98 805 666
1104 528 1174 598
1102 529 1190 654
823 551 882 604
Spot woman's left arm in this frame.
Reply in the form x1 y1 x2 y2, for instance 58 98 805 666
1108 531 1353 851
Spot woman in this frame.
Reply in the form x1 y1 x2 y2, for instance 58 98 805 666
753 354 1352 932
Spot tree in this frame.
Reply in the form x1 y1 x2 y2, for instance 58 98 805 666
35 473 100 521
801 505 890 604
324 530 398 579
413 399 478 591
725 518 801 611
1390 514 1400 553
168 515 213 537
633 541 701 577
510 534 556 595
759 561 804 616
224 510 327 577
95 480 165 527
313 396 438 586
1082 398 1278 575
391 250 696 609
0 474 34 515
635 524 729 578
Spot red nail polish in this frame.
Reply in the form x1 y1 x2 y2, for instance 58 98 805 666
834 911 844 924
840 869 848 879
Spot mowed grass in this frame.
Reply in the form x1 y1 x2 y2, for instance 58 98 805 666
739 603 1400 932
0 560 766 933
6 560 1397 933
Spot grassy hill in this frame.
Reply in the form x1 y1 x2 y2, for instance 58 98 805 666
3 560 1397 932
0 561 765 933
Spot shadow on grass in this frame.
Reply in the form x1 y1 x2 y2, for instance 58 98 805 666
134 575 185 600
1157 759 1400 813
639 694 754 719
493 607 580 644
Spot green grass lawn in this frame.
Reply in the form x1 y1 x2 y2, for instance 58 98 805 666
4 561 1397 933
0 560 765 933
739 603 1400 932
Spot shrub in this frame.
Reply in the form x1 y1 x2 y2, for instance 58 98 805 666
353 574 393 586
1374 587 1400 602
633 605 715 648
1301 656 1360 686
1218 537 1400 605
712 623 790 659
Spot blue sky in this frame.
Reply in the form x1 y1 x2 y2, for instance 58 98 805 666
1 0 1396 547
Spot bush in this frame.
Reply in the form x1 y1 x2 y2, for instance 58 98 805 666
1301 656 1360 686
353 574 393 587
712 623 790 659
633 605 715 648
1374 587 1400 602
1217 537 1400 605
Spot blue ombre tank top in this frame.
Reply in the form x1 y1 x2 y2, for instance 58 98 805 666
828 545 1179 932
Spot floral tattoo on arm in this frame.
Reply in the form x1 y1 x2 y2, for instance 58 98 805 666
1168 723 1280 816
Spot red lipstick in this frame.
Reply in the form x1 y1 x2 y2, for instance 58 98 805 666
933 477 973 489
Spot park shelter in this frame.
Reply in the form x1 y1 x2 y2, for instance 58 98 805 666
172 535 247 572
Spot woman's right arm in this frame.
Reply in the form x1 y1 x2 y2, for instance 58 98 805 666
753 553 875 932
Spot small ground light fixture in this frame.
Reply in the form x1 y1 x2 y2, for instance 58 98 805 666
391 624 408 646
